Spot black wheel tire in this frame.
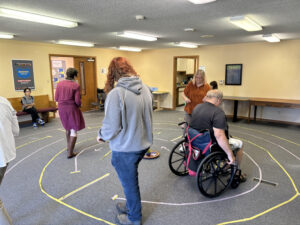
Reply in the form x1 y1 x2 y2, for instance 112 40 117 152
196 151 235 198
168 139 189 176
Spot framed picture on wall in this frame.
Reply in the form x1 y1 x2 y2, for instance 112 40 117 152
225 64 242 85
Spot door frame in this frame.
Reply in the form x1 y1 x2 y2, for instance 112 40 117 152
172 55 199 109
48 54 98 102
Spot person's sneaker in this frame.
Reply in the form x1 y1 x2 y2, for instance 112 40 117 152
116 202 128 214
116 214 141 225
33 123 38 128
38 119 45 126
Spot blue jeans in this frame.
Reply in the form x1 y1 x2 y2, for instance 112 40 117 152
111 149 148 222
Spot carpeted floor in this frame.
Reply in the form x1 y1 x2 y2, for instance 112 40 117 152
0 110 299 225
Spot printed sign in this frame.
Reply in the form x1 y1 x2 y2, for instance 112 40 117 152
12 60 35 91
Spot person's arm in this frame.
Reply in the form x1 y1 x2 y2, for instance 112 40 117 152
74 85 81 107
55 85 59 102
21 97 32 109
11 109 20 136
183 84 191 103
213 127 235 164
98 90 122 141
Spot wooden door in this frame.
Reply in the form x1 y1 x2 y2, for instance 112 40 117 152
74 57 97 112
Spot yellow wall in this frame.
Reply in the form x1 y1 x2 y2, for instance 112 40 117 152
0 39 127 100
126 40 300 108
1 39 300 108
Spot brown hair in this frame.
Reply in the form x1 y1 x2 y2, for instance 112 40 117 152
104 57 137 93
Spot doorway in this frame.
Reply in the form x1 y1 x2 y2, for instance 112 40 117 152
172 56 199 109
49 55 97 112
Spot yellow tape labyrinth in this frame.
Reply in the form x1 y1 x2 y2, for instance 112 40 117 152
217 137 299 225
39 138 115 225
231 124 300 147
16 136 52 149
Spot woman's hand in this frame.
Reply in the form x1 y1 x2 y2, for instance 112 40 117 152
185 98 191 104
97 137 105 143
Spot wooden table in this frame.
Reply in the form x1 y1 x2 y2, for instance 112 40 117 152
223 96 250 122
248 98 300 122
152 91 168 111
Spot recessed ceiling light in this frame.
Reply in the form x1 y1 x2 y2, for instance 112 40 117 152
0 8 78 28
116 46 142 52
135 15 145 21
229 15 262 32
57 40 94 47
200 34 214 38
188 0 217 4
262 34 280 43
184 28 195 32
0 33 14 39
117 31 157 41
174 42 198 48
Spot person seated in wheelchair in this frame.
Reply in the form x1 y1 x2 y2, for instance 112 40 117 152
189 90 246 182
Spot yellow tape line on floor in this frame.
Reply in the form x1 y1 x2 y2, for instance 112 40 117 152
231 124 300 147
39 138 115 225
217 137 299 225
16 136 52 149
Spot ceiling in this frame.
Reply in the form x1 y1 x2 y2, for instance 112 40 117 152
1 0 300 50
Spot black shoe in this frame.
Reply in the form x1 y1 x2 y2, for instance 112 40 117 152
116 202 128 214
116 213 141 225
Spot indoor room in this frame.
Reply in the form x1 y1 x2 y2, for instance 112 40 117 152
0 0 299 225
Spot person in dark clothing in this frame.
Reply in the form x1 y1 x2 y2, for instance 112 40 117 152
21 88 45 128
209 80 218 90
190 90 246 181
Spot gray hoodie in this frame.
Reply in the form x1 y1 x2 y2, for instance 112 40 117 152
98 76 153 152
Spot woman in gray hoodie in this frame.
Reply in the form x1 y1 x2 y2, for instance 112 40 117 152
97 57 153 225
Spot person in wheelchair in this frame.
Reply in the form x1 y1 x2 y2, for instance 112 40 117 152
189 90 246 182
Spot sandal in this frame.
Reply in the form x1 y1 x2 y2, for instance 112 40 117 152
143 151 160 159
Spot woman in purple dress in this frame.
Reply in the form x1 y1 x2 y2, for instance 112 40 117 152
55 68 85 158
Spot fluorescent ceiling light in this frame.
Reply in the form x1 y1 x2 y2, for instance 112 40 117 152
117 46 142 52
117 31 157 41
0 8 78 28
229 15 262 32
57 40 94 47
262 34 280 43
175 42 198 48
188 0 216 4
0 33 14 39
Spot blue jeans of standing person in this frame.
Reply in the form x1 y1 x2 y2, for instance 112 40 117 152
111 149 148 222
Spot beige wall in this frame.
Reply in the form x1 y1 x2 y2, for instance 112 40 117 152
1 38 300 122
126 40 300 109
0 39 127 100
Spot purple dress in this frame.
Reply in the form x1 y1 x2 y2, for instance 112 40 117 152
55 80 85 131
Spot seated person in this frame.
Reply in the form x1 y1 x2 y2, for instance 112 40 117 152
189 90 246 182
21 88 45 128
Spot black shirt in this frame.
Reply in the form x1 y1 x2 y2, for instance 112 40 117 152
190 102 228 143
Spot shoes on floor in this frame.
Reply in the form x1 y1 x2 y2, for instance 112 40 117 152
33 123 38 128
38 119 45 125
116 202 128 214
143 151 160 159
116 213 141 225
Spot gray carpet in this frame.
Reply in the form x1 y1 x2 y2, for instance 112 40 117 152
0 110 299 225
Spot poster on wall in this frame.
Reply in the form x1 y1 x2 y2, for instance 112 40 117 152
51 60 66 89
12 60 35 91
225 64 243 85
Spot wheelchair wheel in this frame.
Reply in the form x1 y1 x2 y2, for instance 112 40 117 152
168 139 189 176
196 152 235 198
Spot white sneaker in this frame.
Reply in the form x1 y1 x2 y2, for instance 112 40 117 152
38 119 45 125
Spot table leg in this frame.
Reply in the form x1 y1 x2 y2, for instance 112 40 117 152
254 106 257 122
232 100 238 122
248 104 251 123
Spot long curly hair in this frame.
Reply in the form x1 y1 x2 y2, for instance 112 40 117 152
104 57 137 94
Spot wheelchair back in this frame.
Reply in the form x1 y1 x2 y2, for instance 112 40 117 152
185 126 212 176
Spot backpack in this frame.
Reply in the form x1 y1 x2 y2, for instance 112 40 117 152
185 126 212 176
